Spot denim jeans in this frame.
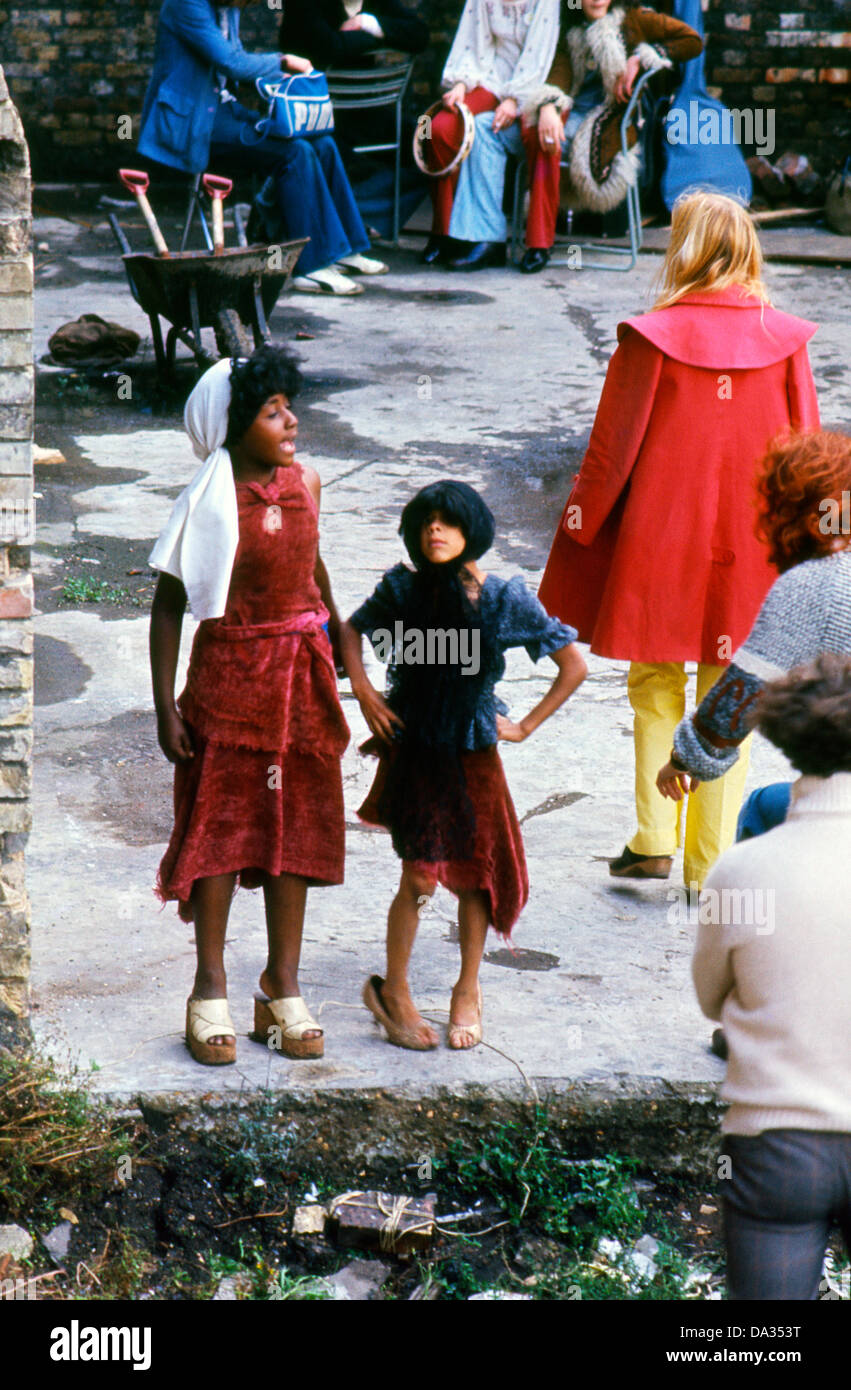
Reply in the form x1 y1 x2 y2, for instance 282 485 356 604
449 108 583 245
210 100 369 275
723 1130 851 1300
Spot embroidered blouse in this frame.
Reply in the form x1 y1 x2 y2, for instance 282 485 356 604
442 0 560 105
350 563 576 750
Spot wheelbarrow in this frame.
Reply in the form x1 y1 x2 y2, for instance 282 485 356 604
107 201 307 378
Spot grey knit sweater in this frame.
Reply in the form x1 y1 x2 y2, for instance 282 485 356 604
673 550 851 779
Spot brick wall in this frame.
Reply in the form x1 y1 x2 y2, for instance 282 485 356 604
0 64 33 1053
704 1 851 170
1 2 849 181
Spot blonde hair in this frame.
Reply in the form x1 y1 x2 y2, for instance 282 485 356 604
653 190 770 311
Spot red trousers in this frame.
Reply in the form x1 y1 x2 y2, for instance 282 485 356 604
428 87 564 248
521 121 564 250
428 86 499 235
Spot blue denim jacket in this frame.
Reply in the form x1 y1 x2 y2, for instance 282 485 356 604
138 1 282 173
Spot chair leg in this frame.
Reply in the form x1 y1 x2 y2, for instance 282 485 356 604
393 99 402 245
510 161 525 266
181 173 213 253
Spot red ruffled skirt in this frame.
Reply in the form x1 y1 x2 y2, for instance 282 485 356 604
358 746 528 937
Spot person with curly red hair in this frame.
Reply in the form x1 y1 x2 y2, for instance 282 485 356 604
657 429 851 802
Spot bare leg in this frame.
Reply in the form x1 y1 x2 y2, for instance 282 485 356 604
380 863 439 1048
259 872 320 1040
449 888 489 1049
191 872 236 1048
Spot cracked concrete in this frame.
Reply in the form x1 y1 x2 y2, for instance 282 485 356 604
26 197 851 1134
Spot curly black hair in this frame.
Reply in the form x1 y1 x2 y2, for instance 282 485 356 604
226 343 302 448
756 653 851 777
399 480 495 569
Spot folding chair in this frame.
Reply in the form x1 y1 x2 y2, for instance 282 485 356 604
181 172 213 252
325 53 415 244
510 68 657 272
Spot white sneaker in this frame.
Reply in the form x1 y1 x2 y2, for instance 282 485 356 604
335 252 389 276
291 266 364 296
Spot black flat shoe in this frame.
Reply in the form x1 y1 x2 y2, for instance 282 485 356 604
520 248 550 274
421 235 449 266
608 845 673 880
448 240 507 271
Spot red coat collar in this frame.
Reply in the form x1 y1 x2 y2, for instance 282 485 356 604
618 287 818 369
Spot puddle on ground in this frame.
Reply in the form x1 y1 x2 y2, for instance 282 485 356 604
34 634 93 706
484 948 560 971
521 790 588 825
367 286 493 306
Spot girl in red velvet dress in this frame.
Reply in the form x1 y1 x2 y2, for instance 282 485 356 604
150 347 348 1066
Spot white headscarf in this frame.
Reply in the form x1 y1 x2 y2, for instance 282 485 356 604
149 357 241 621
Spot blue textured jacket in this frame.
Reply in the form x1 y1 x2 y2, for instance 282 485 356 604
138 1 282 173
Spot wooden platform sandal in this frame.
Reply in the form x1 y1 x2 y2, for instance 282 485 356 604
253 994 324 1059
185 997 237 1066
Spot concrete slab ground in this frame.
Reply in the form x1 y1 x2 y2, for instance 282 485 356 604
26 195 851 1112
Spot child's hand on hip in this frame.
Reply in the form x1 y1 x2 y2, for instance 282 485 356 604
157 708 194 763
357 685 404 744
496 714 528 743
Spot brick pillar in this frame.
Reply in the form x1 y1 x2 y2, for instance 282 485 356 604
0 66 33 1052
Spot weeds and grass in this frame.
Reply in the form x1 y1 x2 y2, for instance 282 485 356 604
450 1108 643 1244
0 1051 137 1228
0 1070 732 1301
61 576 130 606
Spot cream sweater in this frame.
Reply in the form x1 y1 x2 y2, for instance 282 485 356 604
692 772 851 1136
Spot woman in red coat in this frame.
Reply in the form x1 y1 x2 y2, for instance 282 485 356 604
539 191 819 890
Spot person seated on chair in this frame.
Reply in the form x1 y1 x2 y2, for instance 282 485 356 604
420 0 560 269
277 1 429 71
512 0 702 272
277 0 429 232
138 0 388 296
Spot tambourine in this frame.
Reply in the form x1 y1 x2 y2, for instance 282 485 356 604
413 98 476 178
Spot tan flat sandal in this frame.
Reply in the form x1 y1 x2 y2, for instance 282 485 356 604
253 994 324 1059
362 975 439 1051
185 997 237 1066
448 984 483 1050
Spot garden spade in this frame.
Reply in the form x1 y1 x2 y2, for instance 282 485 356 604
118 168 170 257
203 174 233 255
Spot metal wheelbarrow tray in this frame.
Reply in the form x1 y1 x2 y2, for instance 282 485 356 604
108 219 307 377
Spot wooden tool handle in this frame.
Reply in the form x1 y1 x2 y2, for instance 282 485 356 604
136 191 170 257
212 198 225 255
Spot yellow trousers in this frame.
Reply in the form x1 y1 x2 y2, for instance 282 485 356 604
626 662 752 889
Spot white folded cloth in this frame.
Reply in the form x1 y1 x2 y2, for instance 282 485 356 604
149 357 242 621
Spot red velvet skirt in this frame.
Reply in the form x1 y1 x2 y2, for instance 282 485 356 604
358 746 528 937
157 725 345 923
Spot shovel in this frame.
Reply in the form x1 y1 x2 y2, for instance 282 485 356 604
203 173 233 255
118 168 170 257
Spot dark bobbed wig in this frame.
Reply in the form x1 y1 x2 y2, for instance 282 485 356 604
756 653 851 777
399 480 495 569
226 343 302 449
